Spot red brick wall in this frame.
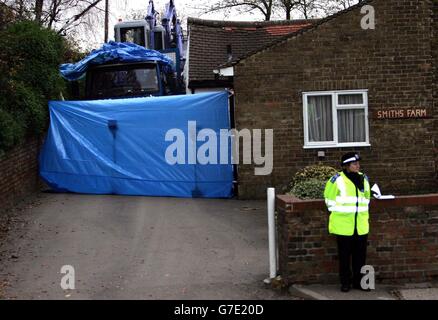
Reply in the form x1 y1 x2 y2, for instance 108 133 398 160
0 136 43 211
234 0 438 199
276 194 438 285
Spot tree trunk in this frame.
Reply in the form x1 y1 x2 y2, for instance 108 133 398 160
104 0 109 42
303 5 308 19
35 0 43 24
265 5 271 20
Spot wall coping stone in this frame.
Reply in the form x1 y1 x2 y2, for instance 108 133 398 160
277 194 438 212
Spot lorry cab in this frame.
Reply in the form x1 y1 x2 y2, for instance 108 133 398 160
114 20 165 51
61 0 184 99
84 61 176 100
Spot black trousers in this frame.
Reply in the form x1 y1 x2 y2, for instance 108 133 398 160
336 232 368 286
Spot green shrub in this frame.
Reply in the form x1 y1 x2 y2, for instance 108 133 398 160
0 109 24 157
289 178 328 200
286 165 338 199
0 20 67 155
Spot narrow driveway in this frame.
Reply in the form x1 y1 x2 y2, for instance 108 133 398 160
0 193 288 300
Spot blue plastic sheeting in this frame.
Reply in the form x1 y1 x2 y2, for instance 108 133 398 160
39 91 234 198
59 41 175 81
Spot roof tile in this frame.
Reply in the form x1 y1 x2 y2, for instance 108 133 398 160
188 18 317 82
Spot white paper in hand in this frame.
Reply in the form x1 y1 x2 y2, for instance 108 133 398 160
371 184 381 196
371 184 395 200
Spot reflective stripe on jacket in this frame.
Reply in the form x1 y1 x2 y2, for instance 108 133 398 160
324 171 371 236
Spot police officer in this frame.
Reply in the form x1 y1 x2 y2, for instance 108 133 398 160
324 152 371 292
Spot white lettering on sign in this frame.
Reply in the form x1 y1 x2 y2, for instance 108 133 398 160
406 109 427 118
376 108 428 119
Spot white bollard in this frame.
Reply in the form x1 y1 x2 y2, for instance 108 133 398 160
267 187 277 280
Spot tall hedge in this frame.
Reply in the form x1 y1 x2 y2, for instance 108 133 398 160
0 20 66 156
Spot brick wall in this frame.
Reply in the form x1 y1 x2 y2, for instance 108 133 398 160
0 136 43 212
234 0 438 199
433 0 438 181
276 194 438 285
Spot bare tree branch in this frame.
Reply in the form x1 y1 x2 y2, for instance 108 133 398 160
202 0 360 21
56 0 102 34
202 0 275 21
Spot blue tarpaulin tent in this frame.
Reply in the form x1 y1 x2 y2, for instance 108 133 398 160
39 91 234 198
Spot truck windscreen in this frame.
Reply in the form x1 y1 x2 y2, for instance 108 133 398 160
120 27 146 47
87 64 160 99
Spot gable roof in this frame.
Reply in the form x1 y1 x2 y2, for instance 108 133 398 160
187 17 318 83
222 0 375 68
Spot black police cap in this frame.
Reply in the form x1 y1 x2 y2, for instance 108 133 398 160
341 152 361 165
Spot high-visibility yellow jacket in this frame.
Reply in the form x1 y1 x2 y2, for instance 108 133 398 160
324 171 371 236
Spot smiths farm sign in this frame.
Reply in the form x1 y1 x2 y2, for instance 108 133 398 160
374 108 430 120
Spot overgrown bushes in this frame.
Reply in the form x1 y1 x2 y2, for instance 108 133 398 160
287 165 338 199
0 20 66 156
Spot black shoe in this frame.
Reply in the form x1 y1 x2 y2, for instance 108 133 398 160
341 284 351 292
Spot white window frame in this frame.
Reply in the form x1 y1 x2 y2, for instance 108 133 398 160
303 90 370 149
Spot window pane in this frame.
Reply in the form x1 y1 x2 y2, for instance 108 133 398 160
338 94 363 105
120 27 145 47
307 95 333 142
89 64 159 99
337 109 366 143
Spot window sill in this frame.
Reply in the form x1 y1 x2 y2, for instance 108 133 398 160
303 143 371 149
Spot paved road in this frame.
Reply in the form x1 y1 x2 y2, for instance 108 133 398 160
0 193 289 300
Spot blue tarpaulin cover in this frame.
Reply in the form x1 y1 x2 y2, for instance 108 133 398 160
59 41 175 81
39 91 234 198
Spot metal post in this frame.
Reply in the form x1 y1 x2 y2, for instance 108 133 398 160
267 187 277 280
